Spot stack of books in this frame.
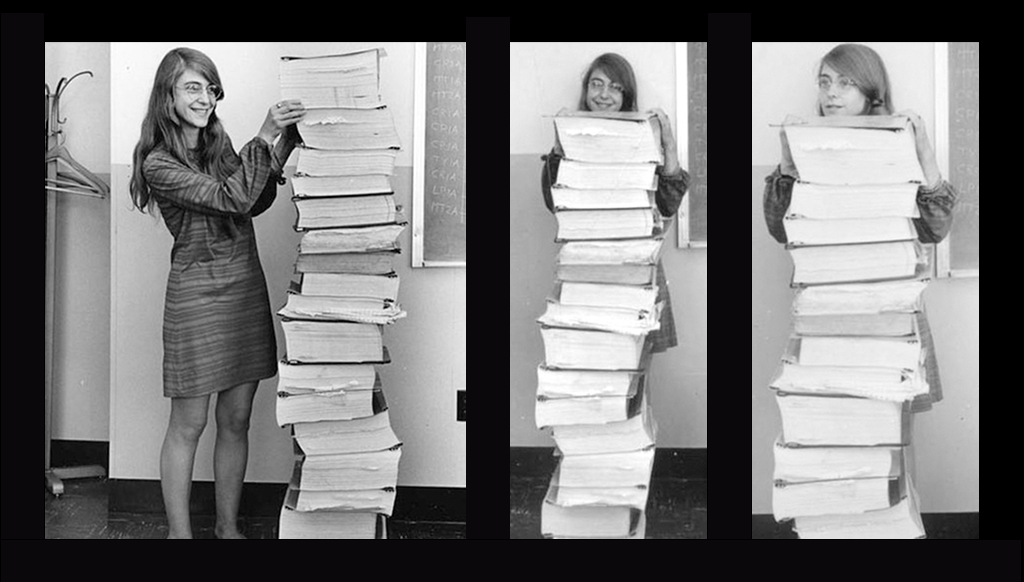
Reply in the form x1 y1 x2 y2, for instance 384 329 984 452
276 48 405 539
770 115 932 539
537 112 664 539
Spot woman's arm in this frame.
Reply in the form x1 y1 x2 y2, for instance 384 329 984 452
763 165 793 244
143 137 275 216
913 181 958 244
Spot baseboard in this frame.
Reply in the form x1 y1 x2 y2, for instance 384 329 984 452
510 447 706 480
108 480 464 522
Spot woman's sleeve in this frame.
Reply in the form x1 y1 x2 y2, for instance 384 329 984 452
763 165 794 244
540 149 560 214
913 181 958 244
655 166 689 217
143 137 274 216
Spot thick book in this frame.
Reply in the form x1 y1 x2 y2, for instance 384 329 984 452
536 364 639 399
554 159 658 191
792 473 925 539
278 293 406 325
787 326 922 370
773 434 903 484
557 237 664 267
541 500 645 539
294 272 399 301
782 115 925 185
290 445 401 491
537 300 661 337
291 409 401 456
787 182 920 220
280 49 385 109
540 324 649 371
278 506 387 539
792 271 929 315
284 484 396 516
552 111 664 165
788 240 921 286
783 215 916 247
535 373 645 429
554 207 663 241
551 187 653 211
296 147 397 177
772 335 929 402
774 390 912 447
292 174 394 198
773 473 906 521
298 223 405 254
297 107 400 151
280 320 387 364
555 447 655 489
551 375 657 455
295 249 399 275
293 194 399 230
277 374 388 426
544 460 649 511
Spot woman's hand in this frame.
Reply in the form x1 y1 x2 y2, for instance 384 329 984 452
649 108 681 175
895 109 942 189
259 100 306 145
779 114 803 179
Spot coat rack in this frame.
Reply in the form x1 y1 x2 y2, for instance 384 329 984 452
45 71 108 496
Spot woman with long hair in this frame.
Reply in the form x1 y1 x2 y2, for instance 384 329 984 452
763 43 957 412
130 47 305 538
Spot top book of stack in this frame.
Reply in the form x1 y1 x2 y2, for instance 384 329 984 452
554 112 664 165
281 48 386 109
781 115 924 185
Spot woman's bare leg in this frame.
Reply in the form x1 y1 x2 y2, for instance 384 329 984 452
213 381 258 539
161 394 211 539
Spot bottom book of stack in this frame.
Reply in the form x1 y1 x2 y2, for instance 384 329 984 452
771 395 926 539
538 376 657 539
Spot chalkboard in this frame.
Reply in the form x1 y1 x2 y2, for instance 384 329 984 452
413 42 466 267
677 41 707 248
947 42 979 273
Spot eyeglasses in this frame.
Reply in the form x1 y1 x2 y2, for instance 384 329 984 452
817 77 858 93
588 78 624 96
177 82 223 101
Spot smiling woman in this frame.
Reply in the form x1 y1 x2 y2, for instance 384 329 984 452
127 46 308 539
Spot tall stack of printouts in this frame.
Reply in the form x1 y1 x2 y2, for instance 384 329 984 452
770 116 936 539
276 48 405 539
536 112 666 539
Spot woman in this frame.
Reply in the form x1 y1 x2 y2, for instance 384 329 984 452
763 43 956 410
541 52 689 353
129 47 305 538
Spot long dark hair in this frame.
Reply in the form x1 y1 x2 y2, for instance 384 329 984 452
130 47 230 213
817 44 894 117
577 53 638 112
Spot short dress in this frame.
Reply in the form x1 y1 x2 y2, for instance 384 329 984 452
143 136 281 398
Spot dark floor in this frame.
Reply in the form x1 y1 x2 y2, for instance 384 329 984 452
45 478 464 539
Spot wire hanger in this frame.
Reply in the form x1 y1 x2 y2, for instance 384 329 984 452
45 71 108 198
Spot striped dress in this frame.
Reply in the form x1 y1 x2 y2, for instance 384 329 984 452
143 136 280 398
